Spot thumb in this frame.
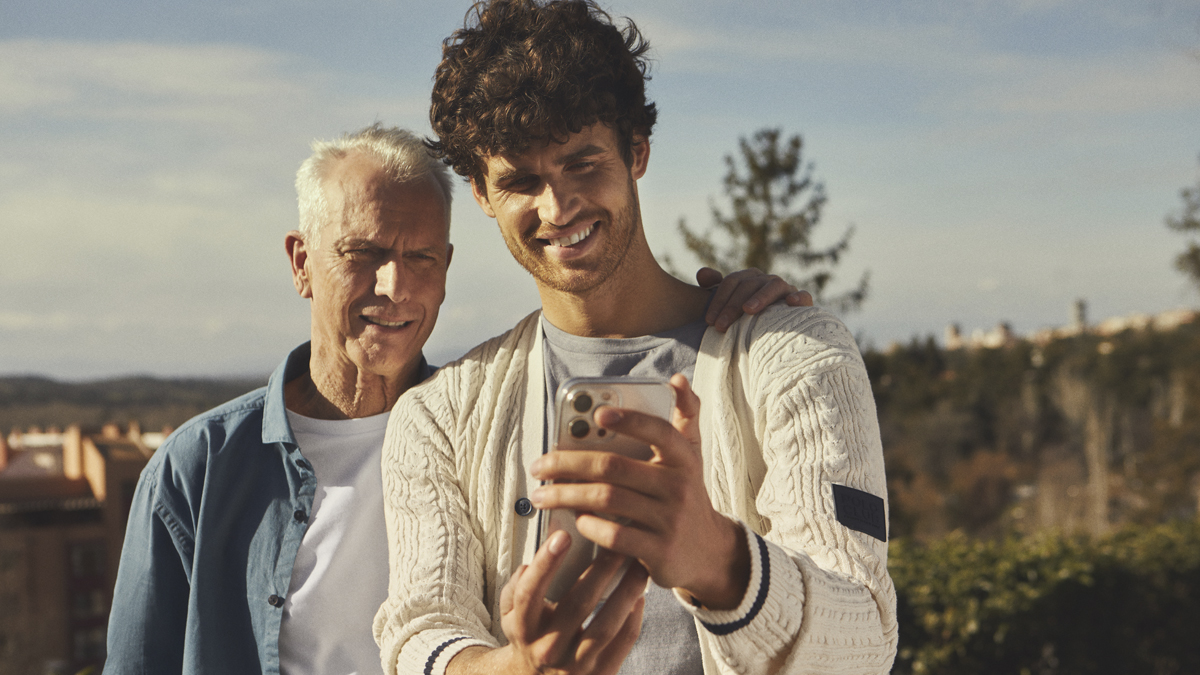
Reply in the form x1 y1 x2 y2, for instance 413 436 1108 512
669 373 702 448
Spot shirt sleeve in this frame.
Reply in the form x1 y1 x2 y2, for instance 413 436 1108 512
105 460 193 673
373 383 496 675
683 308 898 674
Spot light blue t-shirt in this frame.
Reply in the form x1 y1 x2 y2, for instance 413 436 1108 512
541 315 706 675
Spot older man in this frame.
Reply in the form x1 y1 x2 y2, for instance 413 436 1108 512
105 124 453 674
374 2 896 674
104 123 805 675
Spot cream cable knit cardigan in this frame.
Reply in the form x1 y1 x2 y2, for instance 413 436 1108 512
374 305 898 674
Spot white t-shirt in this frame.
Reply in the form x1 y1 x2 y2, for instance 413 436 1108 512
279 410 390 675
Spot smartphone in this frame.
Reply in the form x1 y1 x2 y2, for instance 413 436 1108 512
538 377 676 602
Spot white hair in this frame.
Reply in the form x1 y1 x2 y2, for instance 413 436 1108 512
294 124 454 245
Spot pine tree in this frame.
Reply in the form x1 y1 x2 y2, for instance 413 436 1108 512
1167 156 1200 293
678 128 868 312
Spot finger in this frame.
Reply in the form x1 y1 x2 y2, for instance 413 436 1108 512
575 562 649 670
741 276 797 314
591 594 646 675
667 373 702 442
787 289 814 307
704 274 739 325
695 266 723 289
551 549 633 637
511 530 570 635
712 277 765 331
532 450 657 494
574 510 671 558
500 564 526 615
704 268 762 325
534 481 664 529
592 406 685 464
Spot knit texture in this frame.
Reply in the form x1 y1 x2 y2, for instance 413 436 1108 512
374 306 898 674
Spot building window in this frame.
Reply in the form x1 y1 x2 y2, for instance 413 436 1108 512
72 626 106 663
0 548 20 573
69 541 105 580
71 589 106 619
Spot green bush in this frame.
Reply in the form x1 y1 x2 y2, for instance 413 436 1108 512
891 519 1200 674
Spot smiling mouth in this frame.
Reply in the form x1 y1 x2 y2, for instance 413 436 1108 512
363 316 412 328
545 223 595 248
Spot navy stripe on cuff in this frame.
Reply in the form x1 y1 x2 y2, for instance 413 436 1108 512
700 531 770 636
425 636 470 675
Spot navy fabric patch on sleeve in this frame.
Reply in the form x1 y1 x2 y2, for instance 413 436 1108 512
832 484 888 542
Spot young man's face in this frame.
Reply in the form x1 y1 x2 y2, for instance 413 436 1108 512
471 124 649 295
293 151 452 384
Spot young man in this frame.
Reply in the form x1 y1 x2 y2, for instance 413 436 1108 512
374 2 897 674
104 121 800 674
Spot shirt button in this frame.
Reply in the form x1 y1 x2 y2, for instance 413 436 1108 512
268 594 284 608
514 497 534 517
294 509 308 523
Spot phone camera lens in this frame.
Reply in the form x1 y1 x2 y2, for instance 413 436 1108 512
569 419 589 439
572 393 593 413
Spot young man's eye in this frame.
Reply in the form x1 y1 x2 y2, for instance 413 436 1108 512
505 176 537 191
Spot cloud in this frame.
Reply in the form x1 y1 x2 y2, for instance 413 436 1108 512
955 52 1200 115
0 40 306 123
637 3 1200 119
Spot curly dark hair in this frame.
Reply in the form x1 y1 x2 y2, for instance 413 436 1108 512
428 0 658 183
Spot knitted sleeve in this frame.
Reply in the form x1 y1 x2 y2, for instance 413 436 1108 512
373 369 497 675
685 307 898 674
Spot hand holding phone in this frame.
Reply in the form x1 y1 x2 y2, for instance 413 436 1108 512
538 377 674 602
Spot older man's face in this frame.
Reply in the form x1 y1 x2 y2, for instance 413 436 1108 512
296 151 451 385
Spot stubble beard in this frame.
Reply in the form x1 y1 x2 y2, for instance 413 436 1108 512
504 195 640 296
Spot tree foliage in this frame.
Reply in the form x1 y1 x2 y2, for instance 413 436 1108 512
892 519 1200 675
1167 156 1200 292
678 128 868 312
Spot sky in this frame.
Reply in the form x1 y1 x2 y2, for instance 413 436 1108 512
2 0 1199 380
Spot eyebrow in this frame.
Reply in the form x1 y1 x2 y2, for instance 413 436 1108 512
333 236 377 249
491 143 607 185
559 144 605 165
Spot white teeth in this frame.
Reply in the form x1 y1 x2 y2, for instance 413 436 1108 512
365 317 411 328
548 223 594 247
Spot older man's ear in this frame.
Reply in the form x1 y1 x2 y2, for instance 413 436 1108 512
285 231 312 299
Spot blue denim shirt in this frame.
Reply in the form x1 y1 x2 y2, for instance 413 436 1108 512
105 343 433 674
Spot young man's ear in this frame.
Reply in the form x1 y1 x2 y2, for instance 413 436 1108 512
470 177 497 219
629 134 650 181
285 231 313 299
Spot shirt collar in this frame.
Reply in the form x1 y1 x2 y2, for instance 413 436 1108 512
261 342 310 447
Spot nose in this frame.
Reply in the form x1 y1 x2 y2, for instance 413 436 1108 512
375 258 407 302
536 181 582 228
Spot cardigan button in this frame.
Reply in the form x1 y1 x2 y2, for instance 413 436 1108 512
294 509 308 523
268 594 284 608
514 497 534 517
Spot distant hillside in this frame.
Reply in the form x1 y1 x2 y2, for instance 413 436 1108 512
0 376 266 433
866 317 1200 540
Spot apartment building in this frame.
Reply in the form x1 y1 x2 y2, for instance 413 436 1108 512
0 423 161 675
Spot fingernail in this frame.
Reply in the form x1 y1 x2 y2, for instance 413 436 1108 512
549 530 569 554
530 487 544 506
745 299 761 311
530 457 543 474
